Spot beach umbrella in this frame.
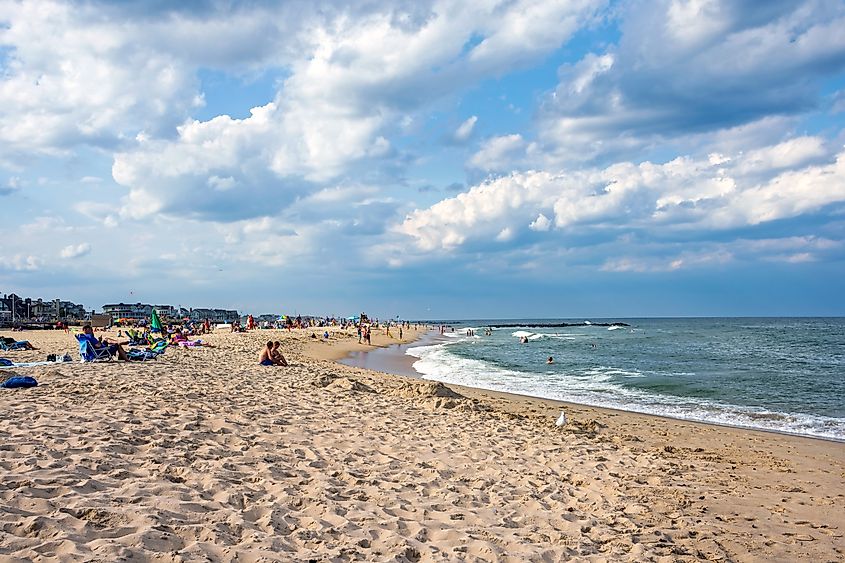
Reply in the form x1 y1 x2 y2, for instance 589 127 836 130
150 309 163 333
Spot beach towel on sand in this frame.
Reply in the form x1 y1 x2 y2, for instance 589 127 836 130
1 376 37 388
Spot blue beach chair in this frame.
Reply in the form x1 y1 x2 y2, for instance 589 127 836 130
75 334 114 362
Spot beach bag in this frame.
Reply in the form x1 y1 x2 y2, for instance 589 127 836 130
0 358 13 367
1 376 38 388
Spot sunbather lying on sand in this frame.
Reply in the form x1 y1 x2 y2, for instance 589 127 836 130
171 331 215 347
1 337 37 350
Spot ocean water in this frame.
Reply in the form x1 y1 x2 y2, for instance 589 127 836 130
406 318 845 441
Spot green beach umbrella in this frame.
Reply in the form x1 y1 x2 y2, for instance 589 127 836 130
150 308 163 333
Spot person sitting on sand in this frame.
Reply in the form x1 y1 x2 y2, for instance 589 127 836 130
79 325 129 361
259 341 275 366
271 341 288 366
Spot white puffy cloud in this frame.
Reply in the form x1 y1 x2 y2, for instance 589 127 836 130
103 0 603 220
529 213 551 232
469 134 528 171
398 135 845 251
535 0 845 165
0 1 200 156
60 243 92 259
453 116 478 142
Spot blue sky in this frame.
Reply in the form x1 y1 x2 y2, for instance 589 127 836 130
2 0 845 319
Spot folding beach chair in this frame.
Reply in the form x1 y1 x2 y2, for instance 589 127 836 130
126 348 158 361
147 340 168 355
75 334 114 362
0 340 30 351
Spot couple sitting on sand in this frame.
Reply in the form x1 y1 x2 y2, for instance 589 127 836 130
259 341 288 366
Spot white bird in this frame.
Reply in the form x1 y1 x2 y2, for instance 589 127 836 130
555 411 567 426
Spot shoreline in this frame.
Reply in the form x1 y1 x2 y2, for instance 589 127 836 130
1 327 843 560
323 329 845 444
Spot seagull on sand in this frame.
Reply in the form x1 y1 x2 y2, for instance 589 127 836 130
555 411 567 426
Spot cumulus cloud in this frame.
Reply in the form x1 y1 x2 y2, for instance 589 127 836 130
529 213 551 232
103 0 603 221
469 134 528 171
398 135 845 251
60 243 92 259
535 0 845 164
2 0 843 301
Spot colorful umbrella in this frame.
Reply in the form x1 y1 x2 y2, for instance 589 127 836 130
150 309 163 333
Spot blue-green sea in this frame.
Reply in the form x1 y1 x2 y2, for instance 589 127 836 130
406 318 845 441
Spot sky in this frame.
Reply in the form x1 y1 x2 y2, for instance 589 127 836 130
2 0 845 319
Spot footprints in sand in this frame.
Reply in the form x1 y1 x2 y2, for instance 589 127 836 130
1 330 842 561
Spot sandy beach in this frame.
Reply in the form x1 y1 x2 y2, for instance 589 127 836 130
1 327 843 562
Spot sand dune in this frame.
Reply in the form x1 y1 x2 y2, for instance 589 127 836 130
1 328 843 561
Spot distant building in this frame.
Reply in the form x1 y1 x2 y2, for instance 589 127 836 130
1 293 87 323
101 303 238 324
101 303 171 322
186 308 240 323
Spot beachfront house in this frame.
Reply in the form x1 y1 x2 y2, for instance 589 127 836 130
186 308 240 323
101 303 168 323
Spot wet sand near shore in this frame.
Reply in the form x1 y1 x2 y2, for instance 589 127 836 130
1 327 843 561
336 331 444 378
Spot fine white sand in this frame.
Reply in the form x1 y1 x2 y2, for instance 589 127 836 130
1 327 843 561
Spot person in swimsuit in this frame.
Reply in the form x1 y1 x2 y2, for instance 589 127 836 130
271 341 288 366
258 341 275 366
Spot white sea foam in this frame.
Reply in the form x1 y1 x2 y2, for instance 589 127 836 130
407 341 845 441
511 331 533 337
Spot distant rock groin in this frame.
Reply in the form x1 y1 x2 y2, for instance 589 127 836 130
487 322 630 328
